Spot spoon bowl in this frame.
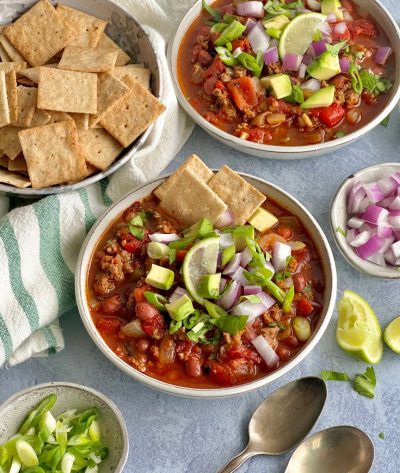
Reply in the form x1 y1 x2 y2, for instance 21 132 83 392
285 426 374 473
218 377 327 473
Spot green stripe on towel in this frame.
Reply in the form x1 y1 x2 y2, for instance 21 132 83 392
41 326 57 356
78 188 96 233
0 313 13 360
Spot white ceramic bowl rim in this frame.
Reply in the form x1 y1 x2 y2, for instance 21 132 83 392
330 162 400 279
169 0 400 157
75 171 337 398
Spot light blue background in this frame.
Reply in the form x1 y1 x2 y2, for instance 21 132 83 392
2 1 400 469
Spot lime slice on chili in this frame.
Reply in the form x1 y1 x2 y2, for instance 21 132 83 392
336 290 383 364
383 316 400 354
278 12 327 59
182 237 220 305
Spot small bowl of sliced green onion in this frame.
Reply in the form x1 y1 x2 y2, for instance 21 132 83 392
0 382 128 473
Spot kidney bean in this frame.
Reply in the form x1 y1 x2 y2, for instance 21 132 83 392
185 355 202 378
136 338 150 353
276 345 290 361
135 302 161 321
101 294 122 314
293 273 306 293
282 335 299 349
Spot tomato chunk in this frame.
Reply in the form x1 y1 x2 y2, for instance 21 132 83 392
348 19 378 38
296 297 314 317
227 77 258 112
313 103 345 128
96 317 122 335
133 284 153 303
120 233 142 253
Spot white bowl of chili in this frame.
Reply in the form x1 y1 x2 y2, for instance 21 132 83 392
75 169 337 398
168 0 400 160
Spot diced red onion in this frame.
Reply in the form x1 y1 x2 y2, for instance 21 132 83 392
243 285 262 295
149 233 180 243
347 181 363 214
299 63 307 79
169 287 190 303
248 21 270 54
272 242 291 271
297 7 311 13
349 230 371 248
252 335 279 368
215 208 234 228
306 0 321 11
231 266 249 286
377 195 395 208
343 10 353 21
223 253 241 275
219 277 227 292
377 176 397 197
356 235 384 260
339 57 351 73
389 216 400 227
359 222 376 232
219 232 234 249
346 228 359 243
283 53 303 71
394 228 400 241
257 291 276 309
269 39 278 49
245 17 257 33
374 47 392 65
384 248 398 265
389 196 400 210
377 225 393 239
306 45 316 59
367 252 386 266
302 54 313 66
379 236 395 254
334 22 347 35
218 280 241 310
312 40 327 56
362 204 389 225
237 1 265 18
390 172 400 185
240 247 253 267
326 13 337 23
264 46 279 65
232 300 266 319
301 78 321 92
347 217 365 229
364 183 384 204
391 241 400 258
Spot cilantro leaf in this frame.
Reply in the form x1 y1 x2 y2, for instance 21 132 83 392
321 370 350 381
212 315 248 335
379 432 385 439
349 61 363 94
354 366 376 399
326 40 347 56
381 114 391 128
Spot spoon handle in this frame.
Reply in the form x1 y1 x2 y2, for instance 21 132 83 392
218 447 256 473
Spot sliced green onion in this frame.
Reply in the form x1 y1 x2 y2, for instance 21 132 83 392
202 0 221 21
266 27 282 39
215 46 237 66
147 242 169 259
282 285 294 314
169 320 182 334
9 457 22 473
204 300 229 319
16 440 39 467
222 245 236 266
61 452 75 473
88 421 100 442
215 20 246 47
144 291 167 311
293 316 311 341
211 22 227 33
237 52 263 77
168 236 196 250
19 394 57 435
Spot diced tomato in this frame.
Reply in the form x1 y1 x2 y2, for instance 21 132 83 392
141 315 167 337
176 250 187 263
120 233 142 253
296 297 314 317
232 38 251 53
348 19 378 38
313 103 345 128
227 77 258 112
133 284 153 303
96 317 122 335
276 227 293 240
224 346 261 364
214 80 225 90
203 56 225 79
207 360 237 386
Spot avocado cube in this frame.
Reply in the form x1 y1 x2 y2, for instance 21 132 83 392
260 74 292 100
301 85 336 109
165 294 194 321
262 14 290 31
307 51 341 80
199 273 221 299
248 208 278 232
183 218 213 239
321 0 344 20
145 264 175 290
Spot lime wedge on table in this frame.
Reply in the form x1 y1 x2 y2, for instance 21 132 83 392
278 12 327 59
182 237 219 305
336 290 383 364
383 316 400 354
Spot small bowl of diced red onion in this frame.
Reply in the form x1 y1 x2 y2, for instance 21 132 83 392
330 163 400 278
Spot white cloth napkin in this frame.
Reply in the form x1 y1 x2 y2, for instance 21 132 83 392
0 0 195 367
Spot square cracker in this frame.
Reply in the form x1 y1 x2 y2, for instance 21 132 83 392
38 68 97 114
56 4 106 48
0 154 8 168
59 46 118 73
208 165 266 225
88 72 130 127
20 64 58 84
0 169 30 188
159 168 227 227
19 120 87 188
0 127 22 160
4 0 76 66
98 33 130 66
0 41 11 62
0 35 25 63
48 111 73 124
69 113 89 130
112 65 150 90
154 154 213 200
5 70 18 124
30 108 51 127
12 86 37 127
8 153 27 172
99 78 165 147
0 71 10 128
0 62 27 74
79 128 123 170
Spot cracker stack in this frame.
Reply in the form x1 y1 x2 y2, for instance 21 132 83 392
0 0 165 189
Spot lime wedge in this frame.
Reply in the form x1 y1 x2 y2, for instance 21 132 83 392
182 237 220 305
336 290 383 364
278 12 327 59
383 316 400 354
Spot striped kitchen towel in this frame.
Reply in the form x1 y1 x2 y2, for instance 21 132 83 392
0 0 195 367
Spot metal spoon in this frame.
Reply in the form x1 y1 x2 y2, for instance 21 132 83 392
218 377 327 473
285 425 374 473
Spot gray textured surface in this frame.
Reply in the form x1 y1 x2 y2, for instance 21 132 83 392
2 4 400 466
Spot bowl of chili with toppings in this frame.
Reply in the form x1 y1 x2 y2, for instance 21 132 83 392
169 0 400 159
75 155 337 397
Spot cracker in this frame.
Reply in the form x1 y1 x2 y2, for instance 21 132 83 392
97 33 130 66
19 120 88 188
30 108 51 127
159 168 227 227
0 71 10 128
0 154 8 168
100 78 165 147
0 126 22 160
56 5 106 48
8 153 27 172
112 65 150 89
48 111 73 123
88 72 129 127
4 0 77 66
69 113 89 130
0 35 25 63
0 168 30 188
154 154 213 200
0 62 27 74
79 128 123 170
0 40 11 62
59 46 117 73
20 64 58 84
13 86 37 127
5 70 17 124
208 165 266 225
67 163 97 184
38 68 97 114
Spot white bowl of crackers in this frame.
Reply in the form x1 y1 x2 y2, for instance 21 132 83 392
0 0 165 195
